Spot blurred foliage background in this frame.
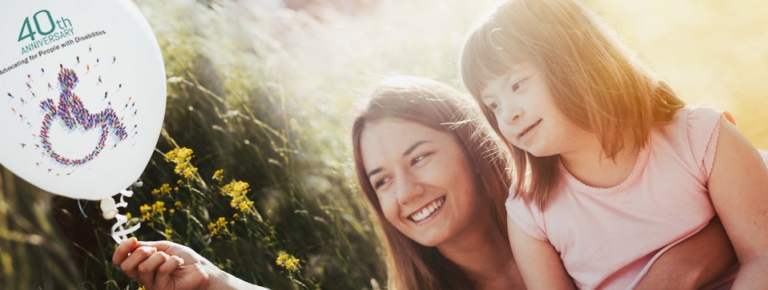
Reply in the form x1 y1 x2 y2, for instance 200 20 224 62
1 0 766 289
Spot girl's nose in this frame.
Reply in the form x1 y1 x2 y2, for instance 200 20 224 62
500 104 523 125
396 175 424 206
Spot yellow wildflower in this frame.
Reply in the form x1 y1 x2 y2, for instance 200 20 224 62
212 169 224 181
207 222 218 236
221 181 254 213
151 184 172 196
237 200 254 212
276 251 300 272
182 166 198 178
140 201 167 221
152 201 166 214
284 258 299 271
164 148 198 179
164 147 194 164
165 228 173 238
207 217 228 236
125 212 132 219
140 204 152 221
174 201 182 208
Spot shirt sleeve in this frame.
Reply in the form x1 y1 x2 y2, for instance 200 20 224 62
685 105 725 179
505 186 549 241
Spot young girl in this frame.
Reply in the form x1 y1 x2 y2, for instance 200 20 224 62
460 0 768 289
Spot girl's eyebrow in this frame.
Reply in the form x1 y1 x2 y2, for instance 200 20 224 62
366 140 434 178
480 72 517 100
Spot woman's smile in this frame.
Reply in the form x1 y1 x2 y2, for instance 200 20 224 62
408 196 446 223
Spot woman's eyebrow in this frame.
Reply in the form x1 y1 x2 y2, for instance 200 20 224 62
367 167 383 178
402 140 432 157
366 140 433 178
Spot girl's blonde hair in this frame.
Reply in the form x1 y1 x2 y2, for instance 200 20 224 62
352 76 512 289
460 0 685 209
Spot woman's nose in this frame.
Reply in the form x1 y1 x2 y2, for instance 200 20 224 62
396 175 424 205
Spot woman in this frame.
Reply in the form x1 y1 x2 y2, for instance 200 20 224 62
352 76 521 289
113 76 736 289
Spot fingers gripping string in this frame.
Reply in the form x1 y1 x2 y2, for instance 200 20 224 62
101 189 141 244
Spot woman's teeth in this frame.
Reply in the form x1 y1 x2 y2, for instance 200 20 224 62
410 197 444 222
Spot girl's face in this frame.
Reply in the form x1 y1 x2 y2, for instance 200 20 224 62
360 119 482 247
479 60 591 157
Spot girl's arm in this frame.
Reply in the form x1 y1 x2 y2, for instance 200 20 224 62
708 118 768 289
636 216 737 289
507 216 575 290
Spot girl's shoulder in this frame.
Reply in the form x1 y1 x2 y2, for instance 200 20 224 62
657 104 726 176
675 104 722 120
662 104 723 137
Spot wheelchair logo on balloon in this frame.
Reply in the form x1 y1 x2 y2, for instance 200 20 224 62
8 50 142 173
39 67 129 166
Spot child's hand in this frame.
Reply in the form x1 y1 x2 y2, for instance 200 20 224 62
112 237 213 290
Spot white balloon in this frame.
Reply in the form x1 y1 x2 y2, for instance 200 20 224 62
0 0 166 200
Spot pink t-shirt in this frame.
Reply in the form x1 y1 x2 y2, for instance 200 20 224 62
506 105 738 289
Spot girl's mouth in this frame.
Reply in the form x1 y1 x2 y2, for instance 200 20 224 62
518 119 542 140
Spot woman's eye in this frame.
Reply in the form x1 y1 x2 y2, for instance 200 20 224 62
486 102 498 111
373 177 390 190
411 153 432 166
511 78 527 92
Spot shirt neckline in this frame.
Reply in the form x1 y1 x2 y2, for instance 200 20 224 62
558 139 651 195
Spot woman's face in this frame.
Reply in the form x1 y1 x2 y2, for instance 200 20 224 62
360 119 482 247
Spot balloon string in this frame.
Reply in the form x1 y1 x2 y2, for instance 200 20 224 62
77 199 88 218
108 189 140 244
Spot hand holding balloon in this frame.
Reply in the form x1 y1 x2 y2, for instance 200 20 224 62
113 238 269 290
113 238 209 290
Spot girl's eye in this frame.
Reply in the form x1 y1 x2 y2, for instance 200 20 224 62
511 78 527 92
373 177 390 190
411 153 432 166
486 102 498 111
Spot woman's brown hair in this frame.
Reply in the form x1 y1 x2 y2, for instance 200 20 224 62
352 76 512 289
460 0 685 209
